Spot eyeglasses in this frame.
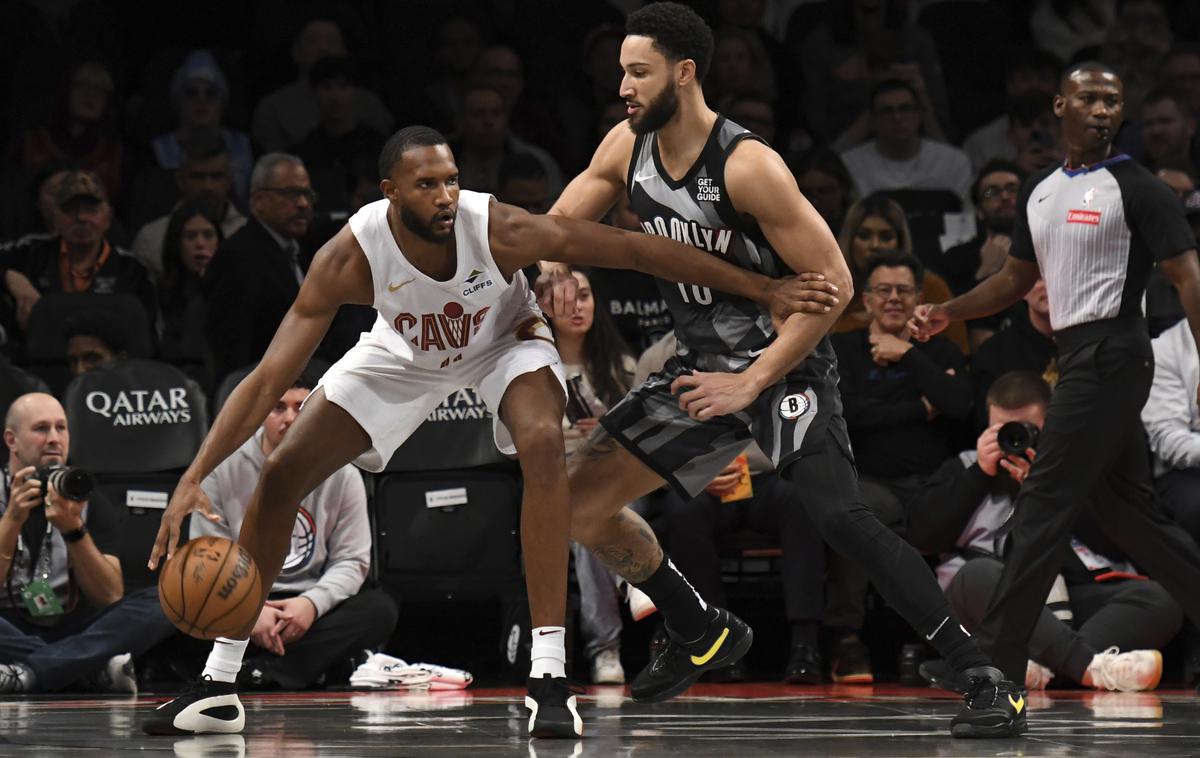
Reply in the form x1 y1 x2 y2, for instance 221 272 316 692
257 186 317 204
981 183 1020 199
869 284 918 298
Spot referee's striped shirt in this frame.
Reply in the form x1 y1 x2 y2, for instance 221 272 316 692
1012 154 1195 331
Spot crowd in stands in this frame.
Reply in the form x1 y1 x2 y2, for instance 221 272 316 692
3 0 1200 693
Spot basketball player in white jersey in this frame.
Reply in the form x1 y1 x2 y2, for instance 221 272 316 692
139 126 837 739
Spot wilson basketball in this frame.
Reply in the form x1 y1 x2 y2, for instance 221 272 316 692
158 537 263 640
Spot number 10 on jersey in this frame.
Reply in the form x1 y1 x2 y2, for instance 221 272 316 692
677 283 713 305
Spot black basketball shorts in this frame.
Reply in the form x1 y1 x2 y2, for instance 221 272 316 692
599 355 853 499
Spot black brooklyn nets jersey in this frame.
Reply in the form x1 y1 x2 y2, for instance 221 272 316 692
627 115 835 376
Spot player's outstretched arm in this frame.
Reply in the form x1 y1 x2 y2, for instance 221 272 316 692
148 226 373 569
492 202 839 322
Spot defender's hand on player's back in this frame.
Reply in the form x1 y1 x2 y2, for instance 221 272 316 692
766 273 839 332
148 479 221 570
908 303 950 342
672 371 758 420
535 266 579 318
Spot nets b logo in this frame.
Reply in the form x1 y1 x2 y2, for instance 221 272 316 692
779 393 810 420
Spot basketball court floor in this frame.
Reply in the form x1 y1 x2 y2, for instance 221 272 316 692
2 683 1197 757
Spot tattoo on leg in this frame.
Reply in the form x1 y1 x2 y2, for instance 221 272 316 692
570 427 621 466
591 510 663 582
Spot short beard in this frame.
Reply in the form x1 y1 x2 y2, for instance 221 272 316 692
400 204 452 242
984 212 1015 236
628 83 679 136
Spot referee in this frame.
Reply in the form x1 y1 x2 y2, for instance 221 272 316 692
912 61 1200 684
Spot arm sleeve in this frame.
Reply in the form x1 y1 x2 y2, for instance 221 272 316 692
82 490 121 557
1121 165 1197 262
897 339 972 420
905 457 993 555
1142 325 1200 469
300 470 370 618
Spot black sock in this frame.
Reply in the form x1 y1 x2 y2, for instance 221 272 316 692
790 621 819 648
925 614 990 673
634 556 715 643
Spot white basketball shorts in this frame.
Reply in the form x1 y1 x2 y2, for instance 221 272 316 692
317 316 565 471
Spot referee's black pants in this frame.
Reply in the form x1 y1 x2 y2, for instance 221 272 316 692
975 321 1200 681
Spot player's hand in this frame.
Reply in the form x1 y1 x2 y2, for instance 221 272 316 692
908 303 950 342
149 479 221 570
573 417 600 436
535 265 578 319
251 605 287 656
270 597 317 644
765 273 839 332
2 467 44 526
868 331 913 365
44 482 85 533
671 371 757 420
704 461 744 497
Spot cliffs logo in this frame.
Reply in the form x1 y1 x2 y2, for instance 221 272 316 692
86 388 192 426
462 268 494 296
394 302 491 351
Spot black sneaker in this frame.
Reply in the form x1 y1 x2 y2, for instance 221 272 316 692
703 658 748 683
141 676 244 735
951 666 1028 738
525 675 583 738
631 607 753 703
783 643 823 685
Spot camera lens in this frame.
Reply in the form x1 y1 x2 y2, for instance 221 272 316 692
997 421 1039 455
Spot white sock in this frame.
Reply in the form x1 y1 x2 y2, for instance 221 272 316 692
530 626 566 679
202 637 249 683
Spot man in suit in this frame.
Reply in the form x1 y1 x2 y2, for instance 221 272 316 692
204 154 314 383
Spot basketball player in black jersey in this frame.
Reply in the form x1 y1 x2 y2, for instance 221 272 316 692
539 3 1024 738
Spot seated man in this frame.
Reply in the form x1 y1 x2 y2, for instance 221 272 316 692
829 249 971 682
910 372 1180 692
1144 315 1200 539
0 171 158 332
192 372 398 689
0 393 175 692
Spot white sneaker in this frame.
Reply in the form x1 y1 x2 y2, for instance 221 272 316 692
1025 660 1054 691
101 652 138 694
349 653 433 689
410 662 474 690
591 648 625 684
1087 647 1163 692
626 585 657 621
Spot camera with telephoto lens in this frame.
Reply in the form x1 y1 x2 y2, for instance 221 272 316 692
35 464 95 501
996 421 1040 456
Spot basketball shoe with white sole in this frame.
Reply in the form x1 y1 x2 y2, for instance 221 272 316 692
141 676 244 735
525 675 583 738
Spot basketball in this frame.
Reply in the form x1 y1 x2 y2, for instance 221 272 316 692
157 537 263 640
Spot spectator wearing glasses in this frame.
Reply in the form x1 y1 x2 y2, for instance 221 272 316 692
938 161 1026 350
203 154 314 383
150 51 254 202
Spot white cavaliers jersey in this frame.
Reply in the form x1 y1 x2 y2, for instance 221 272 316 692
347 191 541 370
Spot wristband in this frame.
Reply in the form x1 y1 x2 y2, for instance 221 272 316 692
62 526 87 543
